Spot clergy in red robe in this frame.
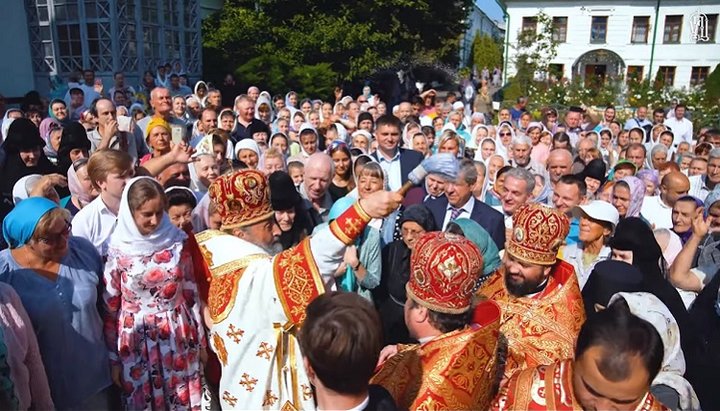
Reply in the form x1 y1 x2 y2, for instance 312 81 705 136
477 203 586 380
371 232 502 411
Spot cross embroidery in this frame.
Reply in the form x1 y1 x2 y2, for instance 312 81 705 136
256 342 274 360
222 391 238 407
262 390 279 406
239 373 258 392
345 218 362 236
301 384 313 400
226 324 244 344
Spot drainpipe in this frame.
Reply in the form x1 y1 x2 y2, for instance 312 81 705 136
648 0 661 80
492 0 510 85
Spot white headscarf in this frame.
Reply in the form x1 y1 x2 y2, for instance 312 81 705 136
108 176 187 256
254 92 275 123
234 138 260 159
470 125 491 149
609 292 700 411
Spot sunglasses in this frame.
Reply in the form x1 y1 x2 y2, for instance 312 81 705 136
499 132 512 137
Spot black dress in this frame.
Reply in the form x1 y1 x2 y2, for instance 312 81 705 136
328 181 350 203
374 240 414 345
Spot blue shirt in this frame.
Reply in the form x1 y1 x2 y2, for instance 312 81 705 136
565 217 580 246
0 237 111 410
377 149 402 192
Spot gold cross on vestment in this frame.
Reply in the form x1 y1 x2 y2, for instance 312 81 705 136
256 342 274 360
239 373 258 392
222 391 238 407
226 324 244 343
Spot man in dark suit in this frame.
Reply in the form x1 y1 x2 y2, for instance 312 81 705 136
371 114 423 192
424 159 506 249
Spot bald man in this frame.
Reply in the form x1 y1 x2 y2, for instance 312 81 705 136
640 171 690 229
299 153 334 227
546 149 574 186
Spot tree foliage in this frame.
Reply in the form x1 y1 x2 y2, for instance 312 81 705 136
471 32 502 72
202 0 472 95
509 11 558 97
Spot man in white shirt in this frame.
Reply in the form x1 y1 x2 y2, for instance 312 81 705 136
72 149 134 258
493 167 535 234
641 172 690 229
663 104 694 147
688 148 720 201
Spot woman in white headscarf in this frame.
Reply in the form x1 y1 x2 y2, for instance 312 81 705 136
470 124 491 150
104 177 205 410
254 92 275 124
494 122 514 160
608 292 700 411
193 81 208 106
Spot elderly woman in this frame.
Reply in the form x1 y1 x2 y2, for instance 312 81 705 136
376 204 437 345
234 139 260 169
648 144 669 170
612 176 645 219
0 197 112 409
559 201 618 289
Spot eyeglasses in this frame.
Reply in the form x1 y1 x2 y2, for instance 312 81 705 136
37 221 72 245
358 99 367 103
499 132 512 137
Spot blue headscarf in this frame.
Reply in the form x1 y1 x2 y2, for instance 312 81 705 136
452 218 501 277
705 186 720 218
2 197 58 248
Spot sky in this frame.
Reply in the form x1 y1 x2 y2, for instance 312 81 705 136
476 0 505 22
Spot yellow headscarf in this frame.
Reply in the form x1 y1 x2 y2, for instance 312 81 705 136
145 117 171 140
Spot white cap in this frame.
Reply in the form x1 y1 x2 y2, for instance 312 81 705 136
573 200 620 228
452 101 464 110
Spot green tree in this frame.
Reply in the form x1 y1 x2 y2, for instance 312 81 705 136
471 32 502 73
202 0 473 94
509 11 558 97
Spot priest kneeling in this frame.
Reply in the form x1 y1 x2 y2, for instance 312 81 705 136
371 231 502 411
492 297 670 411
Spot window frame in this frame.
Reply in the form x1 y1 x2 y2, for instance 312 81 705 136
663 15 683 44
590 16 608 44
631 16 650 44
690 66 710 86
552 16 568 43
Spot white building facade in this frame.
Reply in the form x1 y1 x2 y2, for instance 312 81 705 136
504 0 720 89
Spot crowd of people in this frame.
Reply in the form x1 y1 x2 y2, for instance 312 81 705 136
0 67 718 411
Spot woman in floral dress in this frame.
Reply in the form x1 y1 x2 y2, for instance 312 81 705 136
104 177 205 410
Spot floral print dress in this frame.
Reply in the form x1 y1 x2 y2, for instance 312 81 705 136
104 240 206 410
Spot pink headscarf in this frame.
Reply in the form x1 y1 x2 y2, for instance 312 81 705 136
619 176 645 217
67 163 93 207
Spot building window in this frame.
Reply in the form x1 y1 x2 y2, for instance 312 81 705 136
690 66 710 86
590 16 608 43
552 17 568 42
627 65 644 81
658 66 676 86
56 24 82 58
663 15 682 43
697 14 718 43
522 17 538 34
631 16 650 43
